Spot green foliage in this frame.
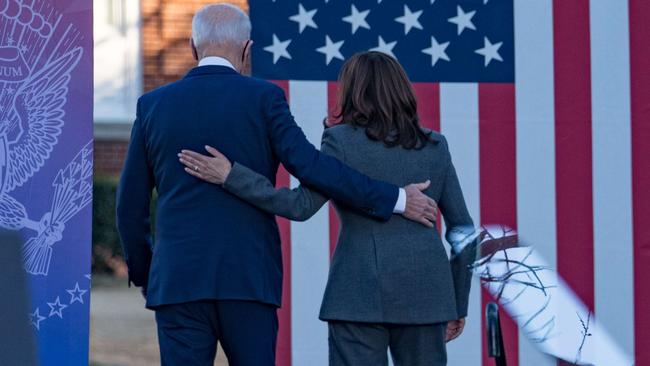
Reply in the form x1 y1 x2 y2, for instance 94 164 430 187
92 176 156 274
92 177 121 274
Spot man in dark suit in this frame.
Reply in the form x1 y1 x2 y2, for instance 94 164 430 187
116 4 437 366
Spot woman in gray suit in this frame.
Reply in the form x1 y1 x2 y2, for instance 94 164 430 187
179 51 476 366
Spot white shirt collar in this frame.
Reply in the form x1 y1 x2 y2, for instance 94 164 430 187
198 56 237 70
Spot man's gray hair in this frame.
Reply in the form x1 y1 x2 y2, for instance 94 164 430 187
192 4 251 49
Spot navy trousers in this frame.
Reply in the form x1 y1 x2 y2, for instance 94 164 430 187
328 321 448 366
154 300 278 366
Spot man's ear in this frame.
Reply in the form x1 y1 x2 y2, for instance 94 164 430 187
242 40 253 76
245 40 254 57
190 38 199 61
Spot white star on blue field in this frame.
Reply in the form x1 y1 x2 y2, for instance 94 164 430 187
251 0 514 82
66 282 88 304
47 296 68 319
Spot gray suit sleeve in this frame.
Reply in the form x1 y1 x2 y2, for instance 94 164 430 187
438 136 476 319
223 130 342 221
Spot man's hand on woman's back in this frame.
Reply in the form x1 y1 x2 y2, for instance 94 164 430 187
403 180 439 228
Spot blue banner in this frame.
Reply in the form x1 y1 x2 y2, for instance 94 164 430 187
0 0 93 364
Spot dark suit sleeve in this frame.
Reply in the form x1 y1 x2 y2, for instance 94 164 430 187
263 86 398 221
438 136 476 319
223 129 346 221
116 99 154 288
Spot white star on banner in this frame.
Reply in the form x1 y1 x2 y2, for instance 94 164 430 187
475 36 503 66
289 4 318 33
370 36 397 58
448 5 477 35
47 296 68 319
29 308 46 330
394 5 423 35
316 35 344 65
264 34 292 64
66 282 88 304
422 36 450 66
342 5 370 34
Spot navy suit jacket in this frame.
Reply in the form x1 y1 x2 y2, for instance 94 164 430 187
116 66 399 308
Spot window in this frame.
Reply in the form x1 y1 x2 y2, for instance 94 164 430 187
107 0 126 33
94 0 141 131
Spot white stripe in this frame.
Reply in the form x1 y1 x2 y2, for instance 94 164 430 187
514 0 559 365
589 0 635 359
288 80 330 366
440 83 482 366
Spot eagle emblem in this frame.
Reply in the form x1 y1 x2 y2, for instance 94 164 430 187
0 0 92 276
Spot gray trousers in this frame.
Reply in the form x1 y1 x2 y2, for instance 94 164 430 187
328 321 448 366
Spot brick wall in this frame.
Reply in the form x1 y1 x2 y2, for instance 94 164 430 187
94 140 130 177
94 0 248 176
142 0 249 92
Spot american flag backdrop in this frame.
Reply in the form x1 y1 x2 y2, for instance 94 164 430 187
249 0 650 365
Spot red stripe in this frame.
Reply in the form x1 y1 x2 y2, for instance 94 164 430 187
328 81 341 258
327 81 340 125
413 82 441 132
629 1 650 365
413 83 443 231
271 80 292 366
329 207 340 259
553 0 594 306
553 2 594 365
478 83 518 366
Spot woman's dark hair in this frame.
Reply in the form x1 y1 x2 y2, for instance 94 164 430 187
334 51 430 149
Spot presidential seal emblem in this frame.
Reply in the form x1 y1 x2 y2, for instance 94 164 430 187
0 0 92 276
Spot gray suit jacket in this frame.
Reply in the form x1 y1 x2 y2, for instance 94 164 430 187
224 124 476 324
